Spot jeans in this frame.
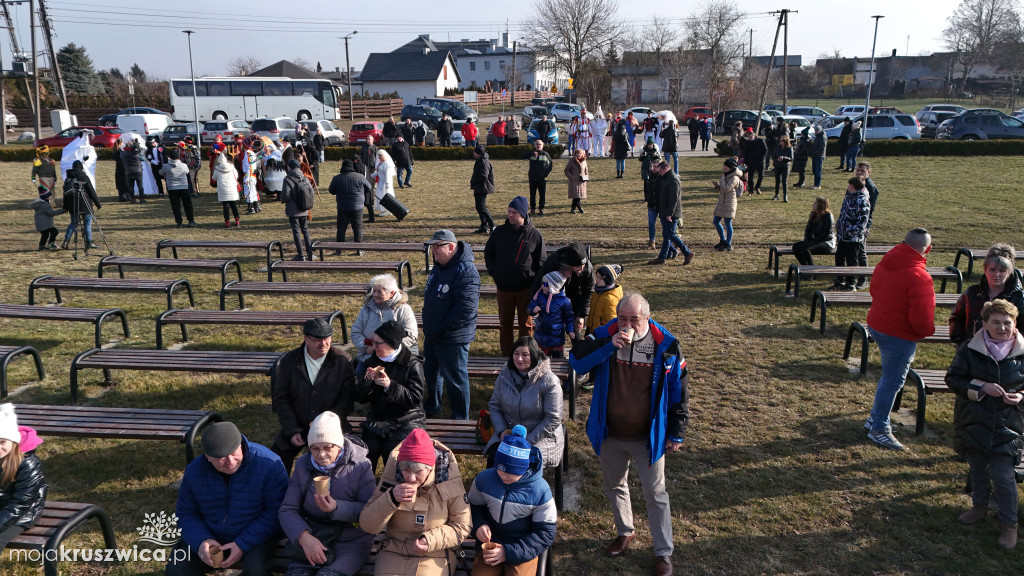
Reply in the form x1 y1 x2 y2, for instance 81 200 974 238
658 217 690 260
713 216 733 245
665 151 678 174
422 340 471 420
64 213 93 242
967 452 1019 525
647 208 658 243
812 156 823 187
397 165 412 187
774 167 789 199
474 192 494 230
439 137 451 147
600 437 674 557
336 209 363 242
168 189 195 225
615 158 625 173
288 215 313 260
845 145 860 170
495 137 505 145
792 240 834 265
868 327 917 433
465 139 476 148
166 540 273 576
529 179 546 210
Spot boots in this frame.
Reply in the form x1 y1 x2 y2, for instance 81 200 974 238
245 203 255 215
234 217 241 227
999 522 1017 550
225 219 231 228
957 506 987 525
60 239 69 250
254 201 262 213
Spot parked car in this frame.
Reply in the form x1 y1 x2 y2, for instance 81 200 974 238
681 106 715 122
714 109 773 135
763 109 783 120
4 110 17 129
918 111 960 138
824 113 920 140
450 120 467 146
417 97 477 122
623 106 657 123
915 104 967 120
347 121 383 145
531 97 554 106
300 119 345 146
160 122 201 146
98 107 171 127
201 120 252 144
522 105 549 126
526 118 559 144
834 105 866 118
400 104 442 129
251 116 298 143
34 126 123 149
779 115 813 137
935 109 1024 140
764 103 785 112
550 103 593 122
786 106 829 121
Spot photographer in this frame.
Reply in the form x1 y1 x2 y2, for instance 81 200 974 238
120 139 146 203
60 161 101 252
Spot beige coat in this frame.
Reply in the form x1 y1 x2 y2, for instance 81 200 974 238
714 169 743 218
564 157 588 199
359 440 471 576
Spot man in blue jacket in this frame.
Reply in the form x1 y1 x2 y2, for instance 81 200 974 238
422 229 481 420
569 293 689 576
167 422 289 576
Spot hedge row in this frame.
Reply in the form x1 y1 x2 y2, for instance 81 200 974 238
714 137 1024 158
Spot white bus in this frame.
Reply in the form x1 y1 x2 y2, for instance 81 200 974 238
168 77 343 122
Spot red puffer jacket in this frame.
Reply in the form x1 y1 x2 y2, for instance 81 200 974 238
866 242 936 341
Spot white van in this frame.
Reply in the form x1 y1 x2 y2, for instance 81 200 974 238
116 114 172 139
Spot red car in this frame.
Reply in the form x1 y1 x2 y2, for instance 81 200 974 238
34 126 123 149
681 106 716 122
348 121 384 145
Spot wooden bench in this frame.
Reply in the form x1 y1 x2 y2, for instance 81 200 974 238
414 313 501 331
15 403 222 465
313 240 590 274
270 259 415 290
69 348 283 403
29 275 195 310
897 368 952 435
156 238 285 273
156 309 348 349
0 345 45 399
843 322 954 375
785 264 962 298
220 280 371 310
467 356 578 422
767 244 893 278
0 303 129 348
98 255 243 288
809 291 961 334
952 247 1024 281
8 501 117 576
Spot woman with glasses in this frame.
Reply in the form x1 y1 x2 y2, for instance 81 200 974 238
350 274 418 377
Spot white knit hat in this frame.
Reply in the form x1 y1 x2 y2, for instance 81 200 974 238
307 411 344 447
0 403 20 444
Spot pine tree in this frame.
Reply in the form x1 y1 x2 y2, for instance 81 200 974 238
129 63 147 83
57 43 102 94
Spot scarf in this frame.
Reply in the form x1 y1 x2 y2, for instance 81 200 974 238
983 330 1015 362
312 449 345 473
378 345 402 363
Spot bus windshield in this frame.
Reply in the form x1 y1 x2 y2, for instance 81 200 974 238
168 77 343 123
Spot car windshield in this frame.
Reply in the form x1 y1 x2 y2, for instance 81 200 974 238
352 124 373 131
166 126 185 133
422 107 441 116
205 122 226 130
251 120 276 131
107 128 122 134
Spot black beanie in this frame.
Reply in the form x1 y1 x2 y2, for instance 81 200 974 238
560 242 587 266
374 320 406 349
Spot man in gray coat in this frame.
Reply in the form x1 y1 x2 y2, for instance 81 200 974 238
649 162 692 266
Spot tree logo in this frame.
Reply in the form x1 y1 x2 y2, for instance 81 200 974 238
136 512 182 546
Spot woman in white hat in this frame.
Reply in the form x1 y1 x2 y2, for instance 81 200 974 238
0 403 47 551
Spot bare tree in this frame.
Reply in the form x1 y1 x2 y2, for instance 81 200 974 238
685 0 746 101
992 11 1024 106
944 0 1020 94
291 57 314 73
225 56 263 76
520 0 622 80
622 18 681 59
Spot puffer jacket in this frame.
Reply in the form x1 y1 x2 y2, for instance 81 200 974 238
280 168 311 217
946 329 1024 460
533 244 595 322
866 242 936 342
484 218 546 292
212 155 240 202
0 426 47 532
278 438 376 575
358 440 472 576
159 159 190 190
470 154 494 195
949 269 1024 345
529 289 575 349
350 290 418 363
359 346 427 433
329 169 372 213
422 241 480 345
587 285 623 335
714 169 742 218
485 359 564 468
28 199 64 232
468 446 557 564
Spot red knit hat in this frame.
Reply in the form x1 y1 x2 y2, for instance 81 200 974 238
397 429 435 466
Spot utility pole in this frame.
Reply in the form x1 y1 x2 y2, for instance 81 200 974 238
37 0 66 110
511 40 517 108
30 0 39 137
1 40 6 145
182 30 199 146
782 9 789 111
754 11 785 137
749 29 754 58
341 31 357 121
1 0 35 120
863 15 884 145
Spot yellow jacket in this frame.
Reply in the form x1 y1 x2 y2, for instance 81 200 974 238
586 285 623 334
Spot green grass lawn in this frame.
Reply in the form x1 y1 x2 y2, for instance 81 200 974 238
0 152 1022 575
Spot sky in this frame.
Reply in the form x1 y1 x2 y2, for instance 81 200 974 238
5 0 966 80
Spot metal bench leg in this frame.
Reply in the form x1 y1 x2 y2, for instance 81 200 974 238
908 370 926 435
568 367 577 422
44 504 117 576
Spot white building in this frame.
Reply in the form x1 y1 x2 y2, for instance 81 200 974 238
357 50 461 104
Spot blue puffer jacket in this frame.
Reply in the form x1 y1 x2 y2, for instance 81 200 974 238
467 446 556 564
422 241 480 345
529 289 575 349
176 436 289 552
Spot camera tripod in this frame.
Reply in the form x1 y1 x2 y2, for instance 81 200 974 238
66 178 114 261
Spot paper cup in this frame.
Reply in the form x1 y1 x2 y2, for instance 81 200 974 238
313 475 330 496
481 542 500 551
403 483 418 504
209 545 223 569
622 327 634 341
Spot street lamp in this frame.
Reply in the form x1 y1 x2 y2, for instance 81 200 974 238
182 30 201 147
340 31 357 121
862 15 884 146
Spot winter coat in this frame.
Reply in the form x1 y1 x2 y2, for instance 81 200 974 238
661 126 678 153
570 318 690 465
29 199 64 232
800 212 835 251
278 438 376 575
358 440 472 576
437 119 453 139
612 126 629 160
383 120 398 139
866 242 937 342
492 120 506 138
811 132 827 158
657 170 682 220
281 168 313 217
848 129 863 148
350 290 419 364
0 427 47 532
159 159 190 190
120 147 144 175
212 156 240 202
485 359 564 468
392 140 414 168
526 150 553 182
835 187 870 243
264 166 286 194
329 169 373 213
949 270 1024 345
699 120 712 139
484 218 546 292
586 285 623 335
772 145 793 174
359 144 378 177
61 171 101 216
741 137 768 168
838 123 852 148
564 157 588 199
272 344 357 450
533 246 595 321
529 289 575 349
946 329 1024 461
639 144 661 178
792 136 809 172
359 346 427 434
422 241 480 345
399 123 415 142
461 122 479 142
470 154 495 195
864 177 880 228
468 446 557 564
714 169 742 218
176 437 289 552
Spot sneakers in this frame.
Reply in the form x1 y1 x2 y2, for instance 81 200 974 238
863 415 873 430
867 428 906 451
999 522 1017 550
46 242 58 250
957 506 987 526
87 242 99 249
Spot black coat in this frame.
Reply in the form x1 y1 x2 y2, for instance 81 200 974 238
470 154 494 195
657 171 682 219
438 119 454 138
399 123 414 142
272 344 356 449
358 346 427 432
484 219 546 291
0 451 47 531
533 246 595 320
383 120 398 139
329 170 372 212
62 173 101 216
661 127 678 153
949 270 1024 345
391 140 413 167
802 212 835 245
525 150 553 182
742 137 768 168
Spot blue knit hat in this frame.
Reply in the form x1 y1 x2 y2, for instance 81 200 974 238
495 425 531 475
508 196 529 219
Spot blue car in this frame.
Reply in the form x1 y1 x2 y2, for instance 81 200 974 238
527 119 559 144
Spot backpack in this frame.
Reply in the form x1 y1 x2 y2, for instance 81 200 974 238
289 175 315 211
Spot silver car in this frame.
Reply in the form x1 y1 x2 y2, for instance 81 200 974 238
824 114 921 140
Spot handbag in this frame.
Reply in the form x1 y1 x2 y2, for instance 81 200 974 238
475 409 494 444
